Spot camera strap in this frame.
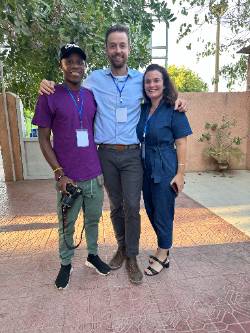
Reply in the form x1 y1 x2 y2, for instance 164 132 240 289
61 206 85 250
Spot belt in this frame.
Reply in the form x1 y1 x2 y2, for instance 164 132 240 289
99 144 140 151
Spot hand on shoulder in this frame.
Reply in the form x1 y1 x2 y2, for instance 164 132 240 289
39 79 55 95
174 98 188 113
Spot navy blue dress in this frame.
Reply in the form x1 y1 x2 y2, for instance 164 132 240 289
137 101 192 249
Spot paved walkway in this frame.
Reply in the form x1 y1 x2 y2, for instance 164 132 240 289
0 171 250 333
184 170 250 237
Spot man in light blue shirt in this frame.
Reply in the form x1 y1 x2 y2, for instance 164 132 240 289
82 26 145 284
84 67 143 145
39 24 186 285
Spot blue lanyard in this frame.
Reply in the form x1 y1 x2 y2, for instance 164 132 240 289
65 86 84 127
110 73 129 104
143 113 152 139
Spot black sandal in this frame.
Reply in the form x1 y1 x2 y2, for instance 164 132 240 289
145 256 170 276
149 250 169 264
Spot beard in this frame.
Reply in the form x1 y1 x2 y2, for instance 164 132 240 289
109 54 127 69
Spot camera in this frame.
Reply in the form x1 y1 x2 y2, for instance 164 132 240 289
61 183 82 208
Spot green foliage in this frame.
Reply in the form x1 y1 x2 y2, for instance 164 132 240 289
220 55 248 90
168 65 208 92
23 107 35 136
0 0 175 113
198 116 245 167
172 0 250 89
209 0 228 18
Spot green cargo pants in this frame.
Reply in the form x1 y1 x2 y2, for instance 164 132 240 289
56 177 104 266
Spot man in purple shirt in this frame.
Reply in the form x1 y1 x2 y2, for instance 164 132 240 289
32 43 110 290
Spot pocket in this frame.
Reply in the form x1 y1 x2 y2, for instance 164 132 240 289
96 174 104 186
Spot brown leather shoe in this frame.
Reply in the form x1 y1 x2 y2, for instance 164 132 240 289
125 256 143 284
109 247 126 270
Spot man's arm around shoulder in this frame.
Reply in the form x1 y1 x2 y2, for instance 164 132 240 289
39 80 56 95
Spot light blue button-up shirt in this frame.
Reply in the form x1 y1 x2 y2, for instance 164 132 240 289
83 68 143 144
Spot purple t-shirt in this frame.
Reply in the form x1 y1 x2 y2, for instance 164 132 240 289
32 84 102 181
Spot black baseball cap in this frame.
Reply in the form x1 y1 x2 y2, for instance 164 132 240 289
59 43 87 61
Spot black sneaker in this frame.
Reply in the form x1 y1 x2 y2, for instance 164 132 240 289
85 254 111 276
55 264 73 290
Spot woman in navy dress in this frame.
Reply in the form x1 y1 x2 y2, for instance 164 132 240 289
137 64 192 276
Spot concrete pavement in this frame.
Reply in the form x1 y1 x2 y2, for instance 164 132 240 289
184 170 250 237
0 170 250 333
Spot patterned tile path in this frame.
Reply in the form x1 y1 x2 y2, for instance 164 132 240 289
0 180 249 333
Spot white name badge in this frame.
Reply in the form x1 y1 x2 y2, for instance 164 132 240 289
116 107 127 123
76 129 89 147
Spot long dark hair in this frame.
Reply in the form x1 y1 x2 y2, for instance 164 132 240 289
143 64 178 107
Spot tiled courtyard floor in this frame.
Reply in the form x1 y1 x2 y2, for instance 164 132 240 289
0 180 250 333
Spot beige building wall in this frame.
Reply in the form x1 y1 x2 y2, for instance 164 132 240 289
180 91 250 172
